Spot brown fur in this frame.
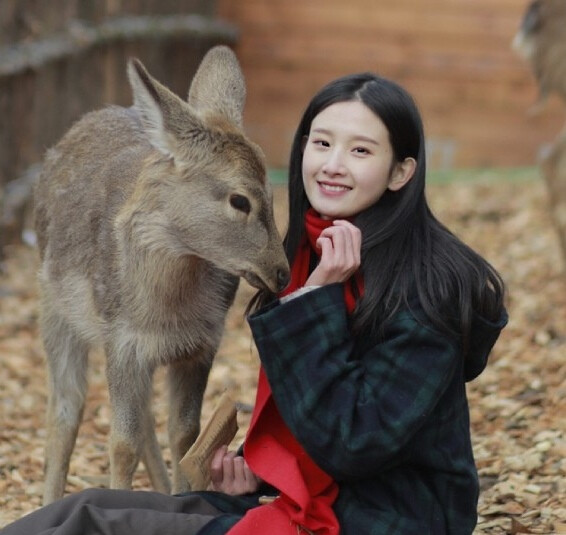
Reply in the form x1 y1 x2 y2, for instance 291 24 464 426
34 46 289 504
540 127 566 266
513 0 566 268
512 0 566 113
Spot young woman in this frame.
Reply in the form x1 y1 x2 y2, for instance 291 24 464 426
0 72 507 535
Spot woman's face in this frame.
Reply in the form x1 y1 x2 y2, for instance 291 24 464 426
302 100 414 220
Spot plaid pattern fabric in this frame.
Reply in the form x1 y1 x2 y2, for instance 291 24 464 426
196 283 507 534
244 283 507 535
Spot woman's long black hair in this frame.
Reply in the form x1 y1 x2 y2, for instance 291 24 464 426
251 73 505 354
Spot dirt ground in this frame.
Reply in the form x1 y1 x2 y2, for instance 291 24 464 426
1 178 565 533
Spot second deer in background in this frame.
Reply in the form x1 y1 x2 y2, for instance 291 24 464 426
512 0 566 267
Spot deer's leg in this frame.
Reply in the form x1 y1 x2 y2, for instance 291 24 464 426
140 407 171 494
105 348 156 491
41 306 89 505
167 352 213 493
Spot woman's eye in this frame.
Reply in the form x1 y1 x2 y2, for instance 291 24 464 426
229 194 251 214
313 139 330 147
353 147 370 155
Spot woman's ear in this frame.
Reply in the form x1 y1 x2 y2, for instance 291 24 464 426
388 157 416 191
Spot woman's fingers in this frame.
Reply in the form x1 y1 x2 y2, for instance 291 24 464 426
308 221 361 285
326 220 361 264
209 447 261 495
222 450 237 481
209 445 228 487
231 455 248 484
243 462 257 486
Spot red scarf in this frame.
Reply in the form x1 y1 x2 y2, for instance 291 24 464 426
227 209 362 535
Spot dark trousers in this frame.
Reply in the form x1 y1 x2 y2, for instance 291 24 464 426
0 488 222 535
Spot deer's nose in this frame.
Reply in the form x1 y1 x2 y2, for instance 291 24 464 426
277 268 290 292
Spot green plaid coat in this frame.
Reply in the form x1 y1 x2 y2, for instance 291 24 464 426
198 283 507 535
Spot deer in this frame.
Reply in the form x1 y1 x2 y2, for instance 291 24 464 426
512 0 566 116
512 0 566 267
33 45 290 505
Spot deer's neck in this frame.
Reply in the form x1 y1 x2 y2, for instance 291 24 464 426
125 247 234 317
114 198 239 332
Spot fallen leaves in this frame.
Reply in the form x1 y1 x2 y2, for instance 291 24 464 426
0 176 565 533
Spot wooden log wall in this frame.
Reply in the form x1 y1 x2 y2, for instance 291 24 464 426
0 0 237 252
217 0 566 170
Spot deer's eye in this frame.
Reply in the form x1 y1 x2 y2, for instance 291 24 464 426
229 194 251 215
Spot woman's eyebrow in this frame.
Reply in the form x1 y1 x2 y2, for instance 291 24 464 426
311 128 379 145
352 135 379 145
310 127 332 135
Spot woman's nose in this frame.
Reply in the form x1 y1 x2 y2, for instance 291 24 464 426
322 150 346 175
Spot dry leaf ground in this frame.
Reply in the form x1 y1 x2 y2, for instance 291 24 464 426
1 175 565 533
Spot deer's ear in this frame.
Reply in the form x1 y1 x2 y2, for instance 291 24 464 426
127 58 202 158
187 46 246 128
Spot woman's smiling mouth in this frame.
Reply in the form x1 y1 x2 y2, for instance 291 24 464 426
318 181 352 193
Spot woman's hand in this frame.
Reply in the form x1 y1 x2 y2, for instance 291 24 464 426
209 445 262 495
306 220 361 287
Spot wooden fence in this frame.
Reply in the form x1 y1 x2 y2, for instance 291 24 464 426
217 0 566 170
3 1 566 252
0 0 236 252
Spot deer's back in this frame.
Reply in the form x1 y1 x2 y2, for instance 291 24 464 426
35 106 147 268
35 106 153 345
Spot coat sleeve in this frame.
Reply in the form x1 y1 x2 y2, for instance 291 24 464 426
247 283 462 481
